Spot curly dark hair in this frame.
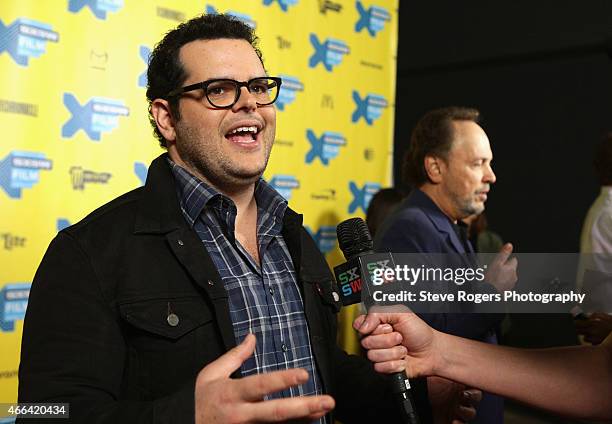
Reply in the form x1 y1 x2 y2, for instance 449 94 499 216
146 14 263 147
594 133 612 186
402 106 481 187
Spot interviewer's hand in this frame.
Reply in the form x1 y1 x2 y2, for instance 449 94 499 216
485 243 518 293
195 334 335 424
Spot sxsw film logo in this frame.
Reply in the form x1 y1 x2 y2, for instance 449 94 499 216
306 225 336 255
134 162 148 185
0 283 30 332
348 181 380 213
305 130 346 166
269 175 299 200
57 218 71 231
138 46 151 87
355 1 391 37
351 91 388 125
308 34 349 72
263 0 298 12
205 5 256 29
0 18 59 66
70 166 112 190
68 0 124 20
276 75 303 111
0 151 52 199
62 93 129 141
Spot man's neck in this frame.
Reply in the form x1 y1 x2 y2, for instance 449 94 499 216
419 183 459 224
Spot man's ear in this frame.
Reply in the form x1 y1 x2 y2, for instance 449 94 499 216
424 155 444 184
151 99 176 142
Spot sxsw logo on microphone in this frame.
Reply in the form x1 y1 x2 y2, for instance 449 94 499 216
0 283 30 332
0 151 52 199
0 18 59 66
138 46 151 88
355 1 391 37
337 266 362 297
62 93 129 141
276 75 303 111
70 166 112 190
205 5 256 29
308 34 349 72
348 181 380 213
263 0 299 12
68 0 124 20
268 175 299 200
351 91 388 125
305 130 346 166
306 225 337 255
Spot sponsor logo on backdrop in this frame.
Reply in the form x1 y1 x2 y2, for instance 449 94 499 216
360 60 383 70
364 148 375 161
138 46 151 87
355 1 391 37
348 181 380 213
263 0 299 12
308 34 349 71
57 218 71 231
276 75 303 111
89 49 108 70
306 226 336 254
275 139 294 147
351 91 387 125
269 175 299 200
156 6 185 22
0 18 59 66
305 130 346 165
205 5 256 28
0 151 52 199
310 189 336 201
1 233 26 250
68 0 124 20
321 94 334 109
70 166 112 190
276 36 291 49
62 93 129 141
319 0 342 14
0 283 30 332
0 99 38 117
134 162 148 185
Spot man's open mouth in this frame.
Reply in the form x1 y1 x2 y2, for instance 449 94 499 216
226 125 261 144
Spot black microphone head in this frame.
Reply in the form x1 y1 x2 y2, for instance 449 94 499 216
336 217 373 260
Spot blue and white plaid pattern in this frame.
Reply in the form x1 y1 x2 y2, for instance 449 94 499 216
168 159 324 408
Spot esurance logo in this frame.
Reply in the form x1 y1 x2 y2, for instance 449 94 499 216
276 75 303 111
0 151 52 199
351 91 388 125
70 166 112 190
68 0 124 20
305 130 346 166
269 175 299 200
308 34 349 72
306 225 336 254
62 93 129 141
0 283 30 332
263 0 298 12
348 181 380 213
138 46 150 88
205 5 256 28
134 162 148 185
355 1 391 37
0 18 59 66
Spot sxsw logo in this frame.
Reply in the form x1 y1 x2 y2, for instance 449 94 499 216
355 1 391 37
0 151 52 199
348 181 380 213
134 162 148 185
351 91 388 125
276 75 303 111
263 0 299 12
205 5 256 29
68 0 124 20
138 46 151 87
308 34 349 72
0 18 59 66
268 175 299 200
306 225 336 254
62 93 129 141
70 166 112 190
0 283 30 332
305 130 346 166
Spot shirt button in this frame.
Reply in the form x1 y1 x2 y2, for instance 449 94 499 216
269 287 275 296
167 313 179 327
281 343 288 353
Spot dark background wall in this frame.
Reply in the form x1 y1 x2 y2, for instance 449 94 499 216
394 1 612 253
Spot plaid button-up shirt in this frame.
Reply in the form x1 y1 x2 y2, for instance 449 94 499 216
168 159 324 410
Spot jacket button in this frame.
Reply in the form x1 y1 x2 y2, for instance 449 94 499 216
208 280 215 286
167 313 179 327
177 239 184 246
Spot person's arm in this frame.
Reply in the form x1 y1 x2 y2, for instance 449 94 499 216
355 312 612 421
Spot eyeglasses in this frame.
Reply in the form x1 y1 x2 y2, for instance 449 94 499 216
167 77 282 109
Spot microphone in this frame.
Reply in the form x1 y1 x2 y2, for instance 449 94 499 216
334 217 420 424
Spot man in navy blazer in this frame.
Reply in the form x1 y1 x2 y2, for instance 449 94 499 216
375 107 517 423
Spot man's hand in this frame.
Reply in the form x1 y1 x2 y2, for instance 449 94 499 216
485 243 518 293
195 334 335 424
575 313 612 345
428 377 482 424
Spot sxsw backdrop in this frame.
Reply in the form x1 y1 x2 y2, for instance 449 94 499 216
0 0 398 405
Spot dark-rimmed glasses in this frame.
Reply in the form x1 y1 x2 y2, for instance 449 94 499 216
167 77 282 109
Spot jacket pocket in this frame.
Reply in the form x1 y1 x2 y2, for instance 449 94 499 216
302 278 342 313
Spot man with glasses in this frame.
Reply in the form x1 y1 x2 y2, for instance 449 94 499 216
18 14 420 424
